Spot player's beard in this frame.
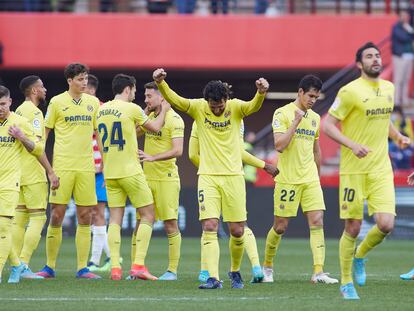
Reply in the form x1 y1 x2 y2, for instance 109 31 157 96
363 64 381 78
38 97 46 107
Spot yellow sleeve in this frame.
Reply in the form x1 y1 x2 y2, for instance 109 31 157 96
272 109 288 133
171 115 185 138
133 105 149 126
238 92 265 117
242 149 265 168
188 135 200 168
21 120 43 157
328 87 355 121
44 99 57 129
157 80 196 118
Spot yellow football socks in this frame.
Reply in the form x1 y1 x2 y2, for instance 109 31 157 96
0 217 13 274
202 231 220 279
75 224 91 271
11 209 29 256
20 211 46 264
133 221 153 266
200 234 208 271
339 231 357 285
46 225 62 270
355 225 387 259
230 233 245 272
131 231 136 264
167 231 181 274
263 227 282 267
108 223 122 269
310 226 325 274
244 227 260 267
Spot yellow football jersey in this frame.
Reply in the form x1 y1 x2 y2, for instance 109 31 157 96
96 99 149 179
0 112 39 191
158 80 265 175
329 77 394 174
272 102 320 184
143 109 184 181
45 91 99 172
15 101 47 185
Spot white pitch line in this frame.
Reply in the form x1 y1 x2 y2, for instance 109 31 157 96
0 297 276 302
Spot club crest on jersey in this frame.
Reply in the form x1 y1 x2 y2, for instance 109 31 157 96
87 105 93 112
312 119 317 127
224 111 231 118
279 204 285 210
341 204 348 210
200 204 205 211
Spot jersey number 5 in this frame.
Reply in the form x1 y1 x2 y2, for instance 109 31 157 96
98 122 126 152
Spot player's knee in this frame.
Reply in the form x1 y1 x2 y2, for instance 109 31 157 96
202 219 218 232
377 222 394 234
164 220 178 234
230 226 244 238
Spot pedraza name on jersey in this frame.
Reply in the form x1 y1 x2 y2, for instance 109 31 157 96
97 109 122 119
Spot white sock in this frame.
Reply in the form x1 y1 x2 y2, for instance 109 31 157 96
90 225 107 265
103 230 110 259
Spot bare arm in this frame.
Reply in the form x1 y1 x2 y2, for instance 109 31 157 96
188 136 200 167
139 137 183 162
274 110 304 152
240 78 269 116
389 122 411 149
37 152 60 190
313 139 321 177
8 125 38 154
45 127 51 142
322 114 370 158
142 101 171 133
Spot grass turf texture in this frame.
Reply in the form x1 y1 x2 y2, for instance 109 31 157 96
1 238 414 310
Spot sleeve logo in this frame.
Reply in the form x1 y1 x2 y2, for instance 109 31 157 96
33 119 41 130
273 119 280 128
331 97 341 111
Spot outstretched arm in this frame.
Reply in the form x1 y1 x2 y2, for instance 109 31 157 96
240 78 269 116
153 68 192 113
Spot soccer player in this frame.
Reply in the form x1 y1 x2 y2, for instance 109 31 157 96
323 42 410 299
36 63 101 279
262 75 338 285
153 68 269 289
189 120 278 283
96 74 169 281
0 85 44 283
400 171 414 280
84 74 112 272
137 81 184 281
11 76 59 279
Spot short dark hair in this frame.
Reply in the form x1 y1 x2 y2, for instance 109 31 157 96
87 74 99 90
19 75 41 96
0 85 10 98
112 74 136 95
203 80 232 101
355 42 380 63
144 81 159 91
298 75 323 93
64 63 89 80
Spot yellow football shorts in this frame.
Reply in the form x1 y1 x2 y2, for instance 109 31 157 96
274 181 325 217
198 175 246 222
0 190 20 217
49 170 97 206
147 180 180 221
18 182 48 210
106 173 153 208
339 171 395 220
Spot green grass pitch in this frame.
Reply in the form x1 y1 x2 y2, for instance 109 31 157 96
1 237 414 310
